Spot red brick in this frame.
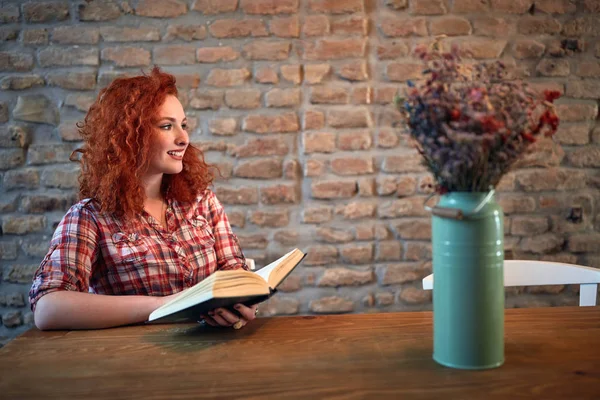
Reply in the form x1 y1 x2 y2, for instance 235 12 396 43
78 1 122 21
319 268 373 287
566 147 600 168
270 16 300 38
243 41 291 61
304 159 327 177
316 228 354 243
516 168 586 191
328 109 371 128
377 41 410 60
237 233 268 249
243 113 299 134
331 157 374 175
302 38 367 60
453 38 507 59
101 27 160 42
386 0 408 10
331 16 368 36
584 0 600 12
382 153 427 173
206 68 251 87
135 0 187 17
341 243 373 264
576 61 600 78
0 75 46 90
0 5 19 23
513 39 545 59
260 184 299 204
473 16 514 37
52 27 99 44
154 45 195 65
249 209 289 228
285 162 303 184
310 296 353 313
555 123 591 145
164 25 207 41
380 17 428 37
453 0 489 12
209 19 268 38
240 0 298 14
337 61 368 81
490 0 533 14
24 1 69 22
536 0 577 14
46 71 97 90
566 80 600 99
303 205 333 223
303 132 336 153
556 103 598 122
304 64 331 84
310 86 349 104
386 63 424 82
215 187 258 204
311 180 357 199
196 47 238 63
430 17 471 36
309 0 364 13
303 110 325 130
0 52 33 72
265 88 301 108
224 89 261 109
192 0 237 14
351 87 373 104
280 65 302 84
303 15 329 36
255 66 279 84
234 158 283 179
231 137 289 158
102 47 150 67
208 118 237 136
190 90 223 110
410 0 447 15
518 16 562 35
338 131 371 151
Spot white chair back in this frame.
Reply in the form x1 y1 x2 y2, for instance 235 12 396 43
422 260 600 306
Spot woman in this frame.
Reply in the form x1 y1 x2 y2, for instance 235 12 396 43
29 67 257 330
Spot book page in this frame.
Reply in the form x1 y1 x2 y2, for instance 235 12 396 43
255 249 297 284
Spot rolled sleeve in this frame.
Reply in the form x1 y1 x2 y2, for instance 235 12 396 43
205 191 248 272
29 203 99 311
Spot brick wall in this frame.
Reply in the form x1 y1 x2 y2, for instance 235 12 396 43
1 0 599 345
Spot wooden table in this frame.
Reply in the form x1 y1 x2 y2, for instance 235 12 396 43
1 307 599 399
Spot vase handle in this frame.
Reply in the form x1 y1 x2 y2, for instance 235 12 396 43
423 189 496 220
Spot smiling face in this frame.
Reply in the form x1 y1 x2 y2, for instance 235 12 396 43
144 95 189 178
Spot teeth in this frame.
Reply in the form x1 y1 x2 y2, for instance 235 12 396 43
168 151 183 157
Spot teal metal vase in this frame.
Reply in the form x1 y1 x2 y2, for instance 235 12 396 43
431 191 504 369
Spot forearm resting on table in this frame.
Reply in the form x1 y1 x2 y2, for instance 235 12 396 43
34 290 165 331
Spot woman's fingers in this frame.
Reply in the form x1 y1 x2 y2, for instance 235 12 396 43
200 306 257 328
199 314 218 327
233 304 257 321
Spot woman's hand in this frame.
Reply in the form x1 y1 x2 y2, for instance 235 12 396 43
200 303 258 329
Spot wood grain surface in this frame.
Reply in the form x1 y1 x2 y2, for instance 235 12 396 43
1 307 599 399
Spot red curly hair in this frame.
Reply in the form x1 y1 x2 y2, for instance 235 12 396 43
73 67 213 222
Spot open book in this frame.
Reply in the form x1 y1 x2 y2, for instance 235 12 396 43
148 248 306 323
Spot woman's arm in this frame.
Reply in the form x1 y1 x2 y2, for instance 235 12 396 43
34 291 172 330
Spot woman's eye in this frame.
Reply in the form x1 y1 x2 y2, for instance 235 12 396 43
160 124 172 130
181 124 188 130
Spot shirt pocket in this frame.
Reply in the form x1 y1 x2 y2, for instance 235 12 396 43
188 214 216 249
111 232 149 263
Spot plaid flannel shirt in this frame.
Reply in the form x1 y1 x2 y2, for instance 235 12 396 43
29 189 247 311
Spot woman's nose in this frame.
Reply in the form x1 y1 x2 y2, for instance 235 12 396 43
175 126 189 146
